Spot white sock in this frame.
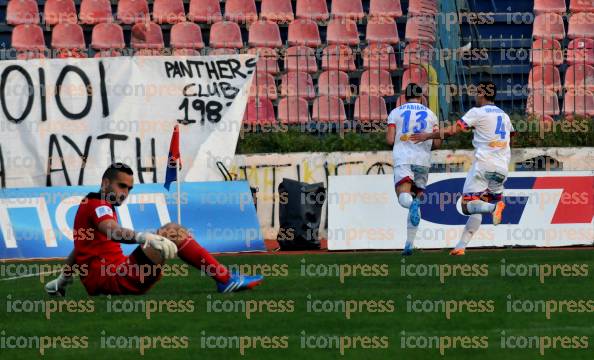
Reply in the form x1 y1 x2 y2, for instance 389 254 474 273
57 272 72 287
404 217 418 249
466 200 495 214
454 214 482 250
398 193 413 208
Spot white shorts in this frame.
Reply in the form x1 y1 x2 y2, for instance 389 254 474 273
462 162 507 200
393 164 429 193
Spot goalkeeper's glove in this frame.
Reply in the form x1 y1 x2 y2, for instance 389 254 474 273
134 232 178 260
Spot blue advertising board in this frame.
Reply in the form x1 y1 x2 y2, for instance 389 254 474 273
0 181 265 259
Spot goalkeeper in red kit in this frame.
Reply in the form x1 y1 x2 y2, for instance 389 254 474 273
45 163 263 296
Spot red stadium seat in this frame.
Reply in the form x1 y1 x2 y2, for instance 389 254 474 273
44 0 77 25
249 72 278 100
366 16 400 45
52 23 87 58
363 43 398 71
528 65 562 92
533 13 565 39
79 0 113 24
360 69 395 96
401 65 428 93
331 0 364 20
403 41 434 67
354 95 388 122
278 97 310 124
296 0 329 21
171 22 204 50
243 97 276 126
225 0 258 23
7 0 39 25
322 44 356 71
249 21 282 48
117 0 149 24
153 0 186 24
564 64 594 91
407 0 438 16
563 89 594 117
369 0 403 19
52 23 85 49
533 0 567 15
526 90 560 116
570 0 594 13
405 16 436 43
12 24 46 53
288 19 321 47
568 12 594 39
396 94 428 106
248 47 280 74
188 0 223 23
261 0 294 23
285 46 318 73
326 19 360 46
131 22 164 51
312 95 346 123
280 71 315 99
567 38 594 65
318 70 352 99
530 39 563 66
209 21 243 49
92 23 125 51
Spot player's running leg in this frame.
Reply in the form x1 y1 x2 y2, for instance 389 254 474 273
450 214 482 256
394 166 421 256
155 223 263 293
396 185 419 256
452 165 488 256
45 250 75 296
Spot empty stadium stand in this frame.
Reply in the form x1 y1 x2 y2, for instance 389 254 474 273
2 0 592 131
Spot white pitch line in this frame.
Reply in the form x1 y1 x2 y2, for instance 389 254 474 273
0 269 60 281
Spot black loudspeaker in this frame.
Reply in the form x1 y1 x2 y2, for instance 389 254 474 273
277 179 326 250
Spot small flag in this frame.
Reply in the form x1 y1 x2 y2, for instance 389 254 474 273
164 125 182 190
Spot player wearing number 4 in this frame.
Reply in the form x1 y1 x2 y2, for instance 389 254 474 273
386 84 441 256
411 81 514 256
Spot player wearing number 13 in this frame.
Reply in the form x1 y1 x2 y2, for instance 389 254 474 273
410 81 515 256
386 84 440 256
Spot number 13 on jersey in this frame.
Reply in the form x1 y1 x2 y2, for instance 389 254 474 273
401 110 428 134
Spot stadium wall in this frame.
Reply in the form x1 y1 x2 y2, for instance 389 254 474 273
230 148 594 240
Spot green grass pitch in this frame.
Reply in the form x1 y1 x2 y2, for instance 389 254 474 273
2 249 594 359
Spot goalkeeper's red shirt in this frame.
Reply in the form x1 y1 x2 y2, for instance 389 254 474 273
73 192 124 266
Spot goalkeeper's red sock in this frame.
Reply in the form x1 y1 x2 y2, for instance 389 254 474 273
177 236 231 283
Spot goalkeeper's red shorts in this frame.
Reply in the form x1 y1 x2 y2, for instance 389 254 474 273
80 246 162 295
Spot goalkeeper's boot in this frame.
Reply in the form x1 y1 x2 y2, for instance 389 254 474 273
449 248 465 256
492 201 505 226
409 199 421 227
217 273 264 293
401 243 414 256
45 273 73 297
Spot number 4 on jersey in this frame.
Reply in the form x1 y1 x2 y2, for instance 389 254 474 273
495 116 506 139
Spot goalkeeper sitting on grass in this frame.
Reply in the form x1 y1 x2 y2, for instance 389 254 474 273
45 163 263 296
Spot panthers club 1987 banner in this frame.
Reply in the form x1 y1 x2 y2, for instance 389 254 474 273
0 55 256 187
